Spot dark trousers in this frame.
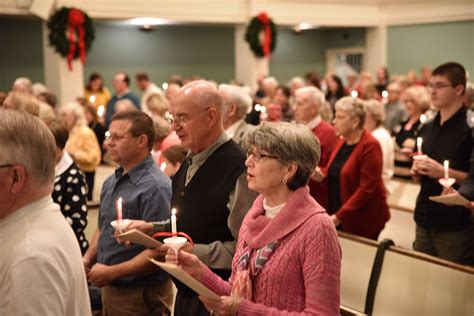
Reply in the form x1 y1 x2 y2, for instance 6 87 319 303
174 292 210 316
413 224 474 265
85 171 95 201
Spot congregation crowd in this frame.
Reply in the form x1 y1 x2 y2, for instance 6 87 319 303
1 61 473 315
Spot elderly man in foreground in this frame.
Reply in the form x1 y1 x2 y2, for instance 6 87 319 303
0 110 90 315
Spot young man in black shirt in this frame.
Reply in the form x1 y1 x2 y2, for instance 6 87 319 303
411 62 473 265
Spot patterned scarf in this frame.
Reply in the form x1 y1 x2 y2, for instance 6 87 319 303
231 241 277 300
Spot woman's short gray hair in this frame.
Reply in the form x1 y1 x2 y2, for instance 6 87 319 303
335 96 366 128
364 99 385 126
0 110 56 187
59 102 87 126
246 122 321 191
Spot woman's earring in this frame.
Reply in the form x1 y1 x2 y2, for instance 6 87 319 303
283 178 288 184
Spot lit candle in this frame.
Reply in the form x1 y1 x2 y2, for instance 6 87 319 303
160 162 167 172
420 114 427 124
416 137 423 154
351 90 358 98
116 197 123 224
97 105 105 117
171 208 177 235
443 160 449 179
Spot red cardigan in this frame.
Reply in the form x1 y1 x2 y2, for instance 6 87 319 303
308 120 338 209
323 130 390 238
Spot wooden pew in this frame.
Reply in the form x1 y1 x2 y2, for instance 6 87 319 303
371 246 474 315
338 232 379 314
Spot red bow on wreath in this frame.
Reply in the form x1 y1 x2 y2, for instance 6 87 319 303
257 12 272 57
67 8 86 70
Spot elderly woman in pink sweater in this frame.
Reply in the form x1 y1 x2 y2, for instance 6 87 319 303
166 122 341 315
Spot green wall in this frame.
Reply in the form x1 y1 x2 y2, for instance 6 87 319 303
1 16 471 94
387 20 474 77
85 23 235 94
0 17 44 92
270 27 366 84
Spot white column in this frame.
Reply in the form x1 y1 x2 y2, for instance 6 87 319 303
234 24 269 92
42 22 84 107
365 24 387 76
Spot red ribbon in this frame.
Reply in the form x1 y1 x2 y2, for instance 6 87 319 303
152 231 195 246
257 12 272 57
67 8 86 71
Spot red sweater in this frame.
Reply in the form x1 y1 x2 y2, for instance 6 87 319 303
323 130 390 238
308 120 338 209
201 187 341 315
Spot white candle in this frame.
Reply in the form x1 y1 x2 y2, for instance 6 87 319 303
420 114 427 124
171 208 177 235
97 105 105 117
443 160 449 179
416 137 423 154
160 162 167 172
116 197 123 224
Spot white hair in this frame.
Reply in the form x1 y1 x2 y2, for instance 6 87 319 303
295 86 325 108
59 102 87 126
289 76 305 86
0 110 56 187
12 77 32 92
32 82 48 96
263 76 279 88
219 84 252 118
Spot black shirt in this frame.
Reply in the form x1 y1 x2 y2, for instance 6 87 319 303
415 106 472 231
328 143 356 214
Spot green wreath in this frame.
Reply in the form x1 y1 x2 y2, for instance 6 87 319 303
47 7 95 59
245 13 277 57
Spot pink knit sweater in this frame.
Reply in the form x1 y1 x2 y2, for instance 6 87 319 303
201 187 341 315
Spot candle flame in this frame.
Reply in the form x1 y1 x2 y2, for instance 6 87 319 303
172 208 177 216
420 114 427 124
351 90 358 98
97 105 105 117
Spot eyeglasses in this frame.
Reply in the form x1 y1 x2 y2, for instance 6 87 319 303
105 131 131 142
165 107 210 126
246 149 278 162
427 83 452 90
0 164 13 169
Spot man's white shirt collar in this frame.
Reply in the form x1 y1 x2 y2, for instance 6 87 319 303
306 115 322 130
225 119 244 138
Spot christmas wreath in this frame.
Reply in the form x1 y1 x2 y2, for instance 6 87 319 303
245 12 277 57
47 7 95 70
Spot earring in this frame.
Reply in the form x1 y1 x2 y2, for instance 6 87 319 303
283 178 288 184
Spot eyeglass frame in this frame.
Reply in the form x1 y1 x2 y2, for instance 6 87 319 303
165 107 211 126
427 82 453 90
104 131 136 142
246 149 279 162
